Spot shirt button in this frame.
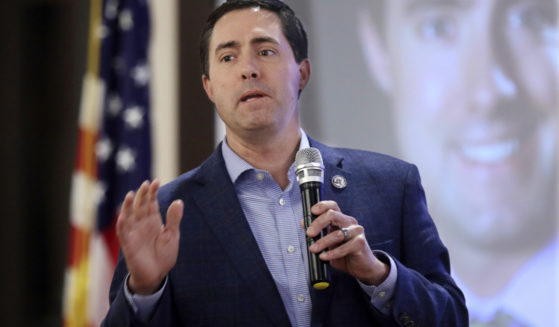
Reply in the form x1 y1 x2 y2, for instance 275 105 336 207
278 198 285 206
378 291 386 298
297 294 305 302
256 173 264 181
287 245 295 253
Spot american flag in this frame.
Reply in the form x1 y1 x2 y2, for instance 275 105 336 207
63 0 151 325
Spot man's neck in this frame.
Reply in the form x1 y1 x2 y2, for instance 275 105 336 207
225 127 302 189
443 231 551 298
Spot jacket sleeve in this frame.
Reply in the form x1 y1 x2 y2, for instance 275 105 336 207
389 164 468 326
101 254 176 327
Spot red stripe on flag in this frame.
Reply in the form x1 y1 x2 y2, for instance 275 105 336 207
102 213 121 266
67 225 91 267
75 127 98 179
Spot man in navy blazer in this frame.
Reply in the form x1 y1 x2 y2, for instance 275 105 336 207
103 0 468 326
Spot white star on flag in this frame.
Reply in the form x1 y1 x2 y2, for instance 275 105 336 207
96 137 113 162
96 24 110 39
123 106 144 129
107 94 122 116
105 0 119 20
131 63 150 87
95 182 108 206
119 9 134 31
116 147 136 172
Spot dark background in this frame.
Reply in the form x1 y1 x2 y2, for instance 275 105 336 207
0 1 215 325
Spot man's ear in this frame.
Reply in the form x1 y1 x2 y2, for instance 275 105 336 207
357 11 392 93
202 74 214 102
298 58 311 92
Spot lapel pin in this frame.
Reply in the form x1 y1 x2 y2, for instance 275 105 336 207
331 175 347 189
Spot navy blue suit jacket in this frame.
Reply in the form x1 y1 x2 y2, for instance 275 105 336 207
103 139 468 326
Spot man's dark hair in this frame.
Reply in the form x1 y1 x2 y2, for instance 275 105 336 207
199 0 308 79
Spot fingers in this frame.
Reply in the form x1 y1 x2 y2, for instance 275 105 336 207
306 201 357 238
311 200 340 215
318 233 371 262
159 199 184 247
117 180 159 240
131 179 162 218
120 191 135 220
133 180 151 218
309 224 364 256
117 179 182 241
116 191 135 239
306 200 365 260
306 202 383 284
166 199 184 232
148 179 160 217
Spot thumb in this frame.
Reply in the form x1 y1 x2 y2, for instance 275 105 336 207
166 199 184 231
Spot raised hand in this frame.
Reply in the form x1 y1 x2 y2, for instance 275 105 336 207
306 200 389 286
116 180 183 295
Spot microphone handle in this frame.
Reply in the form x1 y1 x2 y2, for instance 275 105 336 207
300 181 331 290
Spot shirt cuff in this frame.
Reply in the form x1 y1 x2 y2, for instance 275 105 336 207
123 273 167 321
356 250 397 315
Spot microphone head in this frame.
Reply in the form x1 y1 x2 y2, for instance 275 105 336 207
294 147 324 185
295 147 323 166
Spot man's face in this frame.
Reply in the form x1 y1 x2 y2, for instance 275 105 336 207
363 0 557 249
202 8 310 140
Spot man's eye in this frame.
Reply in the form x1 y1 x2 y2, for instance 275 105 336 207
417 15 457 42
259 49 276 56
221 55 234 62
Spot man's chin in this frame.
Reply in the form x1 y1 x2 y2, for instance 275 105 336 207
438 207 552 252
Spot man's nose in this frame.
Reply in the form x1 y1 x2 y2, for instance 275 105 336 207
469 38 517 113
241 56 260 80
472 66 517 110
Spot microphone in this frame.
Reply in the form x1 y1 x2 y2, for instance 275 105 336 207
294 147 330 290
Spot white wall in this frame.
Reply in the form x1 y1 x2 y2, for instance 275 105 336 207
150 0 179 184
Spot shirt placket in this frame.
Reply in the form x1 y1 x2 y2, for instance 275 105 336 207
274 179 311 327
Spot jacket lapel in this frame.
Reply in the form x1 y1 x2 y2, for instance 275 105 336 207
312 141 354 210
190 145 291 326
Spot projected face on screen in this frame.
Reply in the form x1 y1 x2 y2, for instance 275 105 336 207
360 0 557 250
357 1 558 323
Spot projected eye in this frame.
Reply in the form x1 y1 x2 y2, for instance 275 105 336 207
509 3 557 44
417 15 457 42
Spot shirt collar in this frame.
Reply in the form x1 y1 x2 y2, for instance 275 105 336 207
221 129 310 183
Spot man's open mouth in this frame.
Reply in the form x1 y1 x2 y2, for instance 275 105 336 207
240 91 266 103
460 139 519 163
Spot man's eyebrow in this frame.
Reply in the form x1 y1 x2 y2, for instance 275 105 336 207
215 40 240 55
405 0 472 13
250 36 279 46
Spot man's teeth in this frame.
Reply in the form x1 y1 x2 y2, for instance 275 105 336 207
461 139 519 163
243 94 262 102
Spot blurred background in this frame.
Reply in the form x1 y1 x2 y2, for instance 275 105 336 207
0 0 557 326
